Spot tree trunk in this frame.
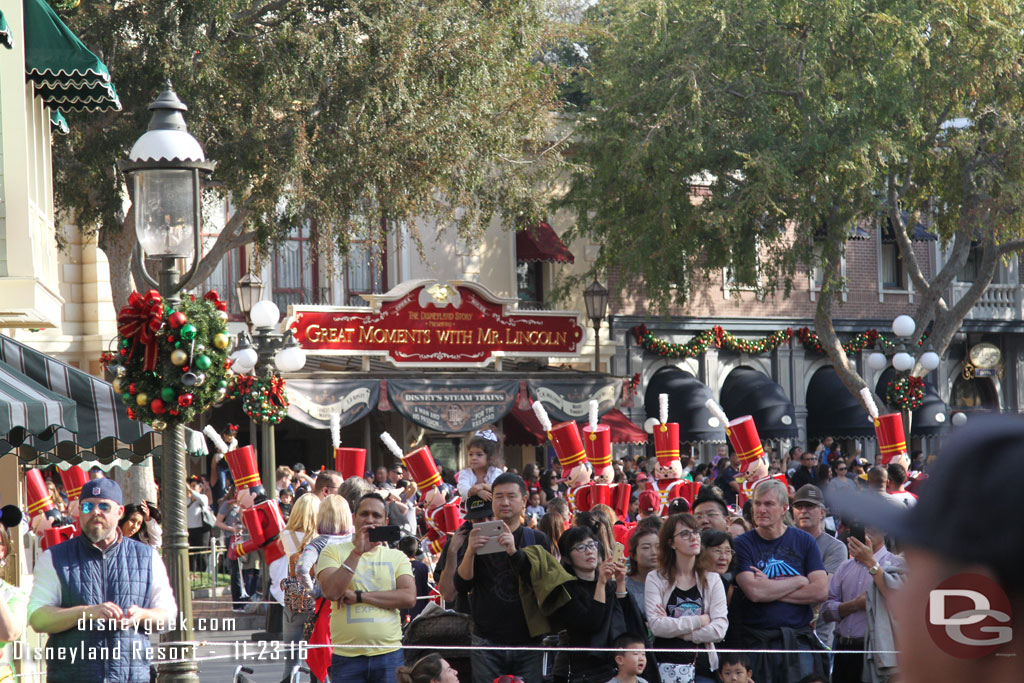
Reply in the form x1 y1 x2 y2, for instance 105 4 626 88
99 211 137 314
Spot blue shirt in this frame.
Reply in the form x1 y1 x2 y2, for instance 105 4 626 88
733 526 825 630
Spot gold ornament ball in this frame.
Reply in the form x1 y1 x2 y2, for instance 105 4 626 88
136 393 149 406
171 349 188 366
112 378 123 394
152 420 168 431
213 333 230 350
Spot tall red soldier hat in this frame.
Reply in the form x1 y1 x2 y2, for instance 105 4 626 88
402 445 442 492
583 423 612 472
653 422 680 468
59 466 90 501
550 421 588 471
726 415 765 472
334 448 367 481
225 445 262 490
26 469 55 517
874 413 908 465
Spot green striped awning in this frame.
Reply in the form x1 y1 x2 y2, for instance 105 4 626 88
23 0 120 112
50 109 68 135
0 12 13 49
0 335 160 465
0 359 78 446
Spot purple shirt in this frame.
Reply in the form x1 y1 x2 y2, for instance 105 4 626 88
821 546 903 638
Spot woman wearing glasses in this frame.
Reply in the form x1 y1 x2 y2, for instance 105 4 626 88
553 526 642 683
645 514 728 683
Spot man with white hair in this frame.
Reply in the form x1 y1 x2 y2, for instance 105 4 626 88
733 478 829 683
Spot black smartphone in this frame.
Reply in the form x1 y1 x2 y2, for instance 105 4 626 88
367 525 401 544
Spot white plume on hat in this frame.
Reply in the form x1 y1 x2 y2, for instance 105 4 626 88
704 398 730 429
588 400 599 432
379 431 405 460
659 393 669 425
203 425 229 454
860 387 879 420
532 400 552 433
330 413 342 450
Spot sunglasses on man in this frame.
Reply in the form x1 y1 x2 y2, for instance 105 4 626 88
81 501 115 515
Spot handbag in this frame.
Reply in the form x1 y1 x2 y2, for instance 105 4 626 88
303 596 328 640
281 552 315 614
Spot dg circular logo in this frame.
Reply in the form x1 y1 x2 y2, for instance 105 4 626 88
926 573 1013 658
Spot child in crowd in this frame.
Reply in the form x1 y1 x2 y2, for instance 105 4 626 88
717 653 752 683
456 429 503 500
525 490 545 520
607 633 648 683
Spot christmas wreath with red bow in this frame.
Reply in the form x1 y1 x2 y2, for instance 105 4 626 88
106 289 234 429
239 373 289 424
885 375 925 411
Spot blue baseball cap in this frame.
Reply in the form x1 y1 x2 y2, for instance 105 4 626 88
79 478 123 505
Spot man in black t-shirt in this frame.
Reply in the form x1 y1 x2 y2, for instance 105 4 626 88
455 473 550 683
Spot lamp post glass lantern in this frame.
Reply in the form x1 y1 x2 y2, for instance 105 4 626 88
583 279 609 372
235 271 265 319
118 83 215 683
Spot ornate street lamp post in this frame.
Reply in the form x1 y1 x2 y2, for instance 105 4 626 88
583 279 609 372
866 314 942 437
119 84 215 683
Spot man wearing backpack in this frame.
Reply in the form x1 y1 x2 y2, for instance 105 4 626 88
456 472 551 683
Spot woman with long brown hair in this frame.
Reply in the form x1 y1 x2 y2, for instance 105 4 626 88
645 513 728 683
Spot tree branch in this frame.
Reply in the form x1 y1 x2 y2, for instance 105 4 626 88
187 204 256 288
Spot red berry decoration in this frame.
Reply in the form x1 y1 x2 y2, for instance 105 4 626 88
129 383 137 395
150 398 167 415
126 408 136 419
168 312 187 329
178 394 194 408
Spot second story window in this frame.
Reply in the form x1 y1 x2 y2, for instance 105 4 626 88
346 239 385 305
517 262 544 309
880 241 904 289
273 221 319 310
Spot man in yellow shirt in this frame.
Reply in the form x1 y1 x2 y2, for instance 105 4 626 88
317 492 416 682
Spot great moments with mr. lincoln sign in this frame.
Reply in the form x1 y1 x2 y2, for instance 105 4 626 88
287 280 585 367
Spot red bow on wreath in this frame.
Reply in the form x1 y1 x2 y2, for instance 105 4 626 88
203 290 228 312
117 290 164 371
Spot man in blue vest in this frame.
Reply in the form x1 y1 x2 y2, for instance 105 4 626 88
27 478 177 683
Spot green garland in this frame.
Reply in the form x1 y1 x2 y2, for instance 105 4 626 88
633 324 916 359
108 290 234 429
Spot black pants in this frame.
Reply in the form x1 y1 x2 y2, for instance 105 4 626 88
832 636 865 683
188 526 209 572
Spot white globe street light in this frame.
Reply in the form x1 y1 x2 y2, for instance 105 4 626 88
867 352 889 371
274 344 307 373
892 315 916 339
892 352 915 372
919 351 941 371
249 299 281 329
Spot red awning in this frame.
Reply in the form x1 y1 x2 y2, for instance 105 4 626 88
502 406 646 447
503 406 546 447
601 408 648 444
516 222 574 264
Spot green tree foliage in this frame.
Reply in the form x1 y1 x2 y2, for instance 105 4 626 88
54 0 566 309
562 0 1024 402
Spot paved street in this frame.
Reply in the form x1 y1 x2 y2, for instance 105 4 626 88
190 629 311 683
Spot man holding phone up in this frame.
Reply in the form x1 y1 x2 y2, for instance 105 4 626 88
455 473 551 683
317 492 417 683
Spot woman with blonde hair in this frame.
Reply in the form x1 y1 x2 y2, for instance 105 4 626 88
645 513 728 683
295 494 354 683
274 493 321 682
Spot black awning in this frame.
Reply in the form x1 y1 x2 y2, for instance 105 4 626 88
875 368 949 436
644 368 726 444
806 366 878 439
720 366 798 439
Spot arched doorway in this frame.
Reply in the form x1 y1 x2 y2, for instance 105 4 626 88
951 374 999 410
